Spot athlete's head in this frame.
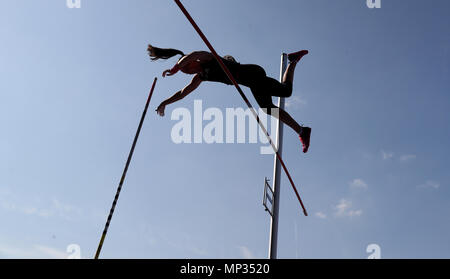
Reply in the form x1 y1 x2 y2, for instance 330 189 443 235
223 55 238 63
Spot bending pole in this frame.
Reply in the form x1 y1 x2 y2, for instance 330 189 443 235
173 0 308 216
94 77 158 259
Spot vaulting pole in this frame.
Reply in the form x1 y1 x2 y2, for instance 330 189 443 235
94 77 158 259
173 0 308 216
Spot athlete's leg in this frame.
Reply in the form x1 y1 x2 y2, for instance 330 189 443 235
251 84 311 153
277 107 303 134
282 50 309 84
262 77 292 98
282 62 297 84
251 88 301 134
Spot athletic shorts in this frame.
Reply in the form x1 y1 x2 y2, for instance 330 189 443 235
249 77 292 109
200 62 293 109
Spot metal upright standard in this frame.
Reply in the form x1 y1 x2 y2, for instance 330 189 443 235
94 77 158 259
268 53 288 259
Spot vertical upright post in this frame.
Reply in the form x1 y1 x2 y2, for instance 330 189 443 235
268 53 288 259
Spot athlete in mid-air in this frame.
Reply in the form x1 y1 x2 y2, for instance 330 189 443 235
147 44 311 153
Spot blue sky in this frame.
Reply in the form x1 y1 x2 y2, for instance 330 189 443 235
0 0 449 259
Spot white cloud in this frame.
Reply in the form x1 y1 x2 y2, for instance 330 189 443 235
238 246 255 259
189 246 208 257
347 210 363 217
349 178 368 189
381 150 393 160
51 198 82 220
0 244 68 259
418 180 440 189
0 200 53 218
0 192 81 220
34 245 68 259
381 150 416 162
315 212 327 219
334 199 363 218
0 245 36 258
335 199 351 217
147 227 208 257
400 154 416 162
285 96 307 109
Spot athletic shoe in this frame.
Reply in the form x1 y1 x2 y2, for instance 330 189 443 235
288 50 309 63
299 127 311 153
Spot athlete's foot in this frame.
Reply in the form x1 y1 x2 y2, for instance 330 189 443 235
288 50 309 63
299 126 311 153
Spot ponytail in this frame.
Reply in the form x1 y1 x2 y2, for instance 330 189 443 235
147 44 185 61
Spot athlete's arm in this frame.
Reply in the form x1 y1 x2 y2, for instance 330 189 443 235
156 74 202 116
162 63 180 77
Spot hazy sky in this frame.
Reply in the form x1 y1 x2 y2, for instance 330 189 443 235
0 0 449 259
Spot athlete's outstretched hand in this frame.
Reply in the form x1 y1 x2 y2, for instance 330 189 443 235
162 69 174 77
156 103 166 117
162 64 180 78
